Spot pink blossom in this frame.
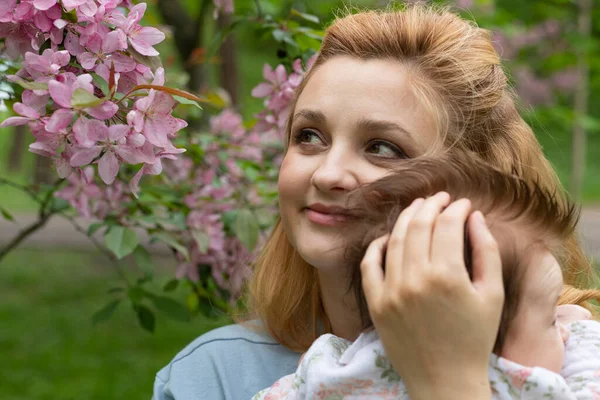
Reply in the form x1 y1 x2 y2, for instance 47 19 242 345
0 19 41 59
0 102 40 127
117 3 165 56
213 0 234 19
23 49 70 78
0 0 16 21
127 90 188 148
55 166 103 218
48 74 119 119
77 31 135 72
71 117 156 184
62 0 98 18
128 144 185 197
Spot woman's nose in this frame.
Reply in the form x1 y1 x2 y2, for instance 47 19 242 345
311 152 358 193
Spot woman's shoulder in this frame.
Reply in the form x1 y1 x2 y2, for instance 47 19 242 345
153 322 301 400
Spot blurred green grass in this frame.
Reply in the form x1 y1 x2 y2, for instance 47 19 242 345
0 248 231 400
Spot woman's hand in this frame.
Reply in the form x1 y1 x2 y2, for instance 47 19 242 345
360 192 505 400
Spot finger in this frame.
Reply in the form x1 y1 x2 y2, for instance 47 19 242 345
430 199 472 276
556 304 592 325
385 198 425 285
403 192 452 273
468 211 503 300
361 233 390 305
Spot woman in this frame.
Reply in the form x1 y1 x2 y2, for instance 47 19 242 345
153 5 595 400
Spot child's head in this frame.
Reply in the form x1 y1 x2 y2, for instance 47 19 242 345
344 154 579 373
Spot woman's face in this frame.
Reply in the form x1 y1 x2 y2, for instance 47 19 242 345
278 55 438 271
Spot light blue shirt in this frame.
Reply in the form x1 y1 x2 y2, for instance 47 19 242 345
153 323 301 400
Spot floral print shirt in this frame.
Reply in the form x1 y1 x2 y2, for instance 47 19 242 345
253 320 600 400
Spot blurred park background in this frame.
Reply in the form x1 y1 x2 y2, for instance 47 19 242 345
1 0 600 399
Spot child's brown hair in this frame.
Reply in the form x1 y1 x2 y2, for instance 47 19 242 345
343 153 593 353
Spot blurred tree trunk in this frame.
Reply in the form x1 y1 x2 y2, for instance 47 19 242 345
156 0 211 130
218 14 239 107
34 156 53 184
7 125 27 171
571 0 592 201
156 0 209 94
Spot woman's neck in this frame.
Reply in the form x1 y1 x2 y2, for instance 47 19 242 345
317 268 364 341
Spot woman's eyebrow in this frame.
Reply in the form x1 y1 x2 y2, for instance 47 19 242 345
356 118 413 138
293 109 413 139
293 109 326 124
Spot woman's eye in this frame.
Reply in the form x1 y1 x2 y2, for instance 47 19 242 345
293 129 323 145
367 141 407 159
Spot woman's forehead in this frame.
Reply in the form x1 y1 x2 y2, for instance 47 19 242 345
293 56 437 149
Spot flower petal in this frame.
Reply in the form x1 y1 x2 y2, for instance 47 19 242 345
32 0 57 11
48 80 73 108
54 155 73 178
137 26 165 45
251 82 273 98
1 117 32 127
73 116 108 146
13 102 40 119
70 146 103 166
86 101 118 120
45 109 75 133
77 52 98 70
98 151 119 184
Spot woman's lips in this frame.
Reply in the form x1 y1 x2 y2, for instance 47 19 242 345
305 209 349 226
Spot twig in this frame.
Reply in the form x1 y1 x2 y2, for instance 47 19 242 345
254 0 264 18
57 212 130 286
0 211 54 262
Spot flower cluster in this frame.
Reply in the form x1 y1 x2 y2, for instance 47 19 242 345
0 0 187 195
251 55 316 142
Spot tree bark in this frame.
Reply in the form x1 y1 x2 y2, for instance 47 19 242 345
218 14 239 107
7 125 27 171
34 156 53 184
156 0 209 94
570 0 592 201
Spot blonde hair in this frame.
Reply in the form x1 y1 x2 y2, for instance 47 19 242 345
239 4 596 352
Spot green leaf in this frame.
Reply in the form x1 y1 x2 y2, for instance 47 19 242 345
173 94 203 109
87 222 104 236
163 279 179 292
91 72 110 98
71 87 104 109
133 245 153 277
151 232 189 261
128 286 146 304
107 287 125 294
92 299 121 325
290 9 320 24
135 304 155 332
10 77 49 91
272 29 286 42
234 209 259 251
148 295 190 322
128 46 163 73
105 226 139 259
49 197 70 213
191 229 210 253
0 206 14 222
186 292 200 313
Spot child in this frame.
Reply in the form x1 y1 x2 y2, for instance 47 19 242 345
253 155 600 399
